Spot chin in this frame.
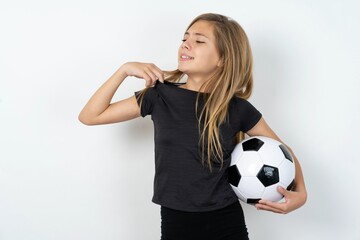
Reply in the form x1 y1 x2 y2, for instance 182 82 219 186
177 65 188 73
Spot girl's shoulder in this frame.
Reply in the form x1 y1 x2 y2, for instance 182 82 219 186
230 95 252 106
229 96 260 114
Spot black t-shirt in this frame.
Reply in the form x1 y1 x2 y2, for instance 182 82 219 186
135 80 262 212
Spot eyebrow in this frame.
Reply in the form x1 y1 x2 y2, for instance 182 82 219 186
184 32 209 39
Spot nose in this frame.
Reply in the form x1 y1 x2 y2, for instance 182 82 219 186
181 40 191 50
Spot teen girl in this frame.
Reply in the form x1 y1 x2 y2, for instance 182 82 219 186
79 13 307 240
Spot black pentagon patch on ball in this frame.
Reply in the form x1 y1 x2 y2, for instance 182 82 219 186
228 165 241 187
279 144 293 163
247 198 261 204
257 165 279 187
242 138 264 151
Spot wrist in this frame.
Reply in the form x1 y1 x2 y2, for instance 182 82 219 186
118 64 129 77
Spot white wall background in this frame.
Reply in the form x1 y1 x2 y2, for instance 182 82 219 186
1 0 359 239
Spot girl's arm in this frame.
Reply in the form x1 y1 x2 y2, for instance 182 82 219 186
246 117 307 214
78 62 164 125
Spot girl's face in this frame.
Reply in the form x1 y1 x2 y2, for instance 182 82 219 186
178 20 222 81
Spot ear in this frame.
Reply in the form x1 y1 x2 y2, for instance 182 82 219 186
217 58 224 67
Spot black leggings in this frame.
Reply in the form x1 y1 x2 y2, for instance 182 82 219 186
160 201 249 240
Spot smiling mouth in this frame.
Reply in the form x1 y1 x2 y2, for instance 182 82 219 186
180 55 194 60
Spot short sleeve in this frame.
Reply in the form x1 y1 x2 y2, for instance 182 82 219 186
134 87 158 117
234 98 262 133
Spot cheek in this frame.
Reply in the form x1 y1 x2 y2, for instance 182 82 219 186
202 49 220 66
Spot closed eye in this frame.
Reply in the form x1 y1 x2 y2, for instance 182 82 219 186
181 39 205 44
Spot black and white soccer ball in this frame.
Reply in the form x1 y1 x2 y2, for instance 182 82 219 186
228 136 295 204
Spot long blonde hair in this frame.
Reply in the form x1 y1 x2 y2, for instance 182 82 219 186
140 13 254 170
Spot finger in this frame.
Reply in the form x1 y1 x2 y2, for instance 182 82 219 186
137 67 156 87
144 79 152 87
277 186 289 196
259 199 286 210
145 67 158 80
148 64 164 82
255 203 286 214
141 73 153 87
157 72 164 82
144 68 159 86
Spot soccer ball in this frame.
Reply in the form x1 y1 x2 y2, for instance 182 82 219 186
228 136 295 204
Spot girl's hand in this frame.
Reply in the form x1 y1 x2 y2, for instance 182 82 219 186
121 62 164 87
255 186 307 214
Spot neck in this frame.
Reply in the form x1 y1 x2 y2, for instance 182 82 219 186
182 76 207 92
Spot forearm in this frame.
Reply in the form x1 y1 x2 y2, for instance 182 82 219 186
78 67 127 124
289 148 307 202
293 157 307 192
